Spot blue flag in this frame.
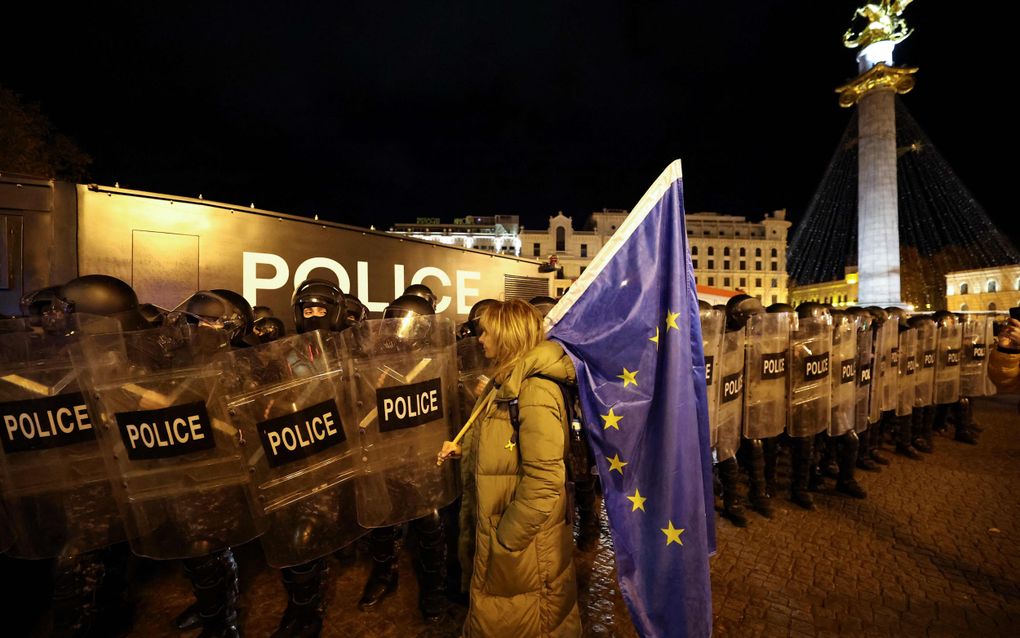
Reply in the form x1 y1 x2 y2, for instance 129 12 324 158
547 160 714 638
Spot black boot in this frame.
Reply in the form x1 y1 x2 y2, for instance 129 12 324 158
762 437 779 500
182 549 240 638
856 426 879 471
894 415 922 459
911 407 933 453
273 559 328 638
869 425 890 465
411 511 448 624
358 527 400 611
574 476 601 551
789 436 815 510
808 433 827 491
817 435 839 479
835 431 867 499
51 550 104 638
953 399 979 444
717 457 748 527
741 439 772 518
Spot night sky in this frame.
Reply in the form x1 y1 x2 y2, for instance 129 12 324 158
2 2 1012 245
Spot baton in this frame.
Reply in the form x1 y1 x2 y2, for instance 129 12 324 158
436 388 495 466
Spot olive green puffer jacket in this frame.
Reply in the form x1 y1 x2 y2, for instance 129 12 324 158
458 340 582 637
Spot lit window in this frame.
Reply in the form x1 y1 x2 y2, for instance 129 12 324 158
987 280 998 293
960 283 969 294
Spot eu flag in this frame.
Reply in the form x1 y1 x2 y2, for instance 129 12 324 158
547 160 714 637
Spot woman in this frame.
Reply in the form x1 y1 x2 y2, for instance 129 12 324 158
440 299 582 637
989 317 1020 393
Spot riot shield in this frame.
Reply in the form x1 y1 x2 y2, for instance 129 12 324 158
788 314 832 438
76 321 260 560
0 330 124 559
854 327 874 433
829 314 857 437
698 310 724 449
895 328 918 417
222 331 365 568
959 316 989 398
743 313 790 440
984 315 1002 396
913 320 937 408
933 322 962 405
340 317 460 528
715 329 744 462
457 337 493 426
878 319 899 413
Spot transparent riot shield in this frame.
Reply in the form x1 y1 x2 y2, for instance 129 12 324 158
959 316 989 398
895 328 918 417
699 310 724 448
854 327 874 433
743 312 790 440
878 319 899 413
222 331 365 568
457 337 493 426
933 322 962 405
715 329 744 462
914 320 937 409
340 317 460 528
0 330 124 559
829 315 857 437
788 314 832 438
76 321 260 560
866 323 885 425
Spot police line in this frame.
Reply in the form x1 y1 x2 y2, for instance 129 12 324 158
0 314 463 567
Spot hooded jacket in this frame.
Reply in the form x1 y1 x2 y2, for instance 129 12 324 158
458 340 582 637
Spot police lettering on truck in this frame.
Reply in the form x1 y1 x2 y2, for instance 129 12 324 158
0 392 94 453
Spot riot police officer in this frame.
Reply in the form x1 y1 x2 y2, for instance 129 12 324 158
787 302 832 510
266 279 349 638
358 292 449 624
907 314 938 453
886 307 922 459
930 311 975 444
817 308 867 499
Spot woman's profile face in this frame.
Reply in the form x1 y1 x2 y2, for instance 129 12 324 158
478 326 495 359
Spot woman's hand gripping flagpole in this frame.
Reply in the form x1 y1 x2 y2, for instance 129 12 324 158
437 388 496 465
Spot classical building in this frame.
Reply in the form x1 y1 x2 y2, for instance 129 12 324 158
387 215 521 256
789 268 859 308
945 265 1020 312
518 209 628 295
686 210 792 306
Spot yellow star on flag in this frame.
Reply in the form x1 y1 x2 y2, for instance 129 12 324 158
649 327 659 347
601 407 623 430
661 520 685 546
618 367 638 387
627 489 647 512
666 310 681 331
606 453 628 474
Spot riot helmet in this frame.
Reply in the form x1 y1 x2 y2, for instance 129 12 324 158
845 307 873 332
907 314 934 330
796 301 830 319
866 306 889 323
766 302 795 314
342 295 369 327
885 307 910 331
19 285 61 325
932 310 957 329
529 295 557 318
51 275 148 332
292 278 345 334
382 293 435 348
253 305 276 321
725 294 764 331
138 303 168 327
253 316 286 343
383 294 435 320
402 284 438 312
176 289 255 347
458 298 498 339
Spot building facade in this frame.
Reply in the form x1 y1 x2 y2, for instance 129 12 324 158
686 210 792 306
789 268 859 308
518 209 628 294
945 264 1020 312
388 215 521 256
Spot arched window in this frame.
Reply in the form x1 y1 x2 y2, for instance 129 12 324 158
988 302 998 310
1015 277 1020 290
959 283 969 295
987 280 998 293
691 246 698 255
556 226 565 252
739 247 746 257
771 248 777 258
960 303 969 311
723 247 730 256
755 248 762 257
708 246 715 256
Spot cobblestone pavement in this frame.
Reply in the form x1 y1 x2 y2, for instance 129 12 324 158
5 396 1018 636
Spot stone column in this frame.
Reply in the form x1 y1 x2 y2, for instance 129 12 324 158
856 88 900 306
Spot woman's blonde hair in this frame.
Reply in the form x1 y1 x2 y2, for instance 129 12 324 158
478 299 545 379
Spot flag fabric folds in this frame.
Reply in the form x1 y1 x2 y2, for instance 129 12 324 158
546 160 714 638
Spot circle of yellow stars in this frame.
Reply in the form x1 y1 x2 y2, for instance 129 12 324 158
599 308 688 547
